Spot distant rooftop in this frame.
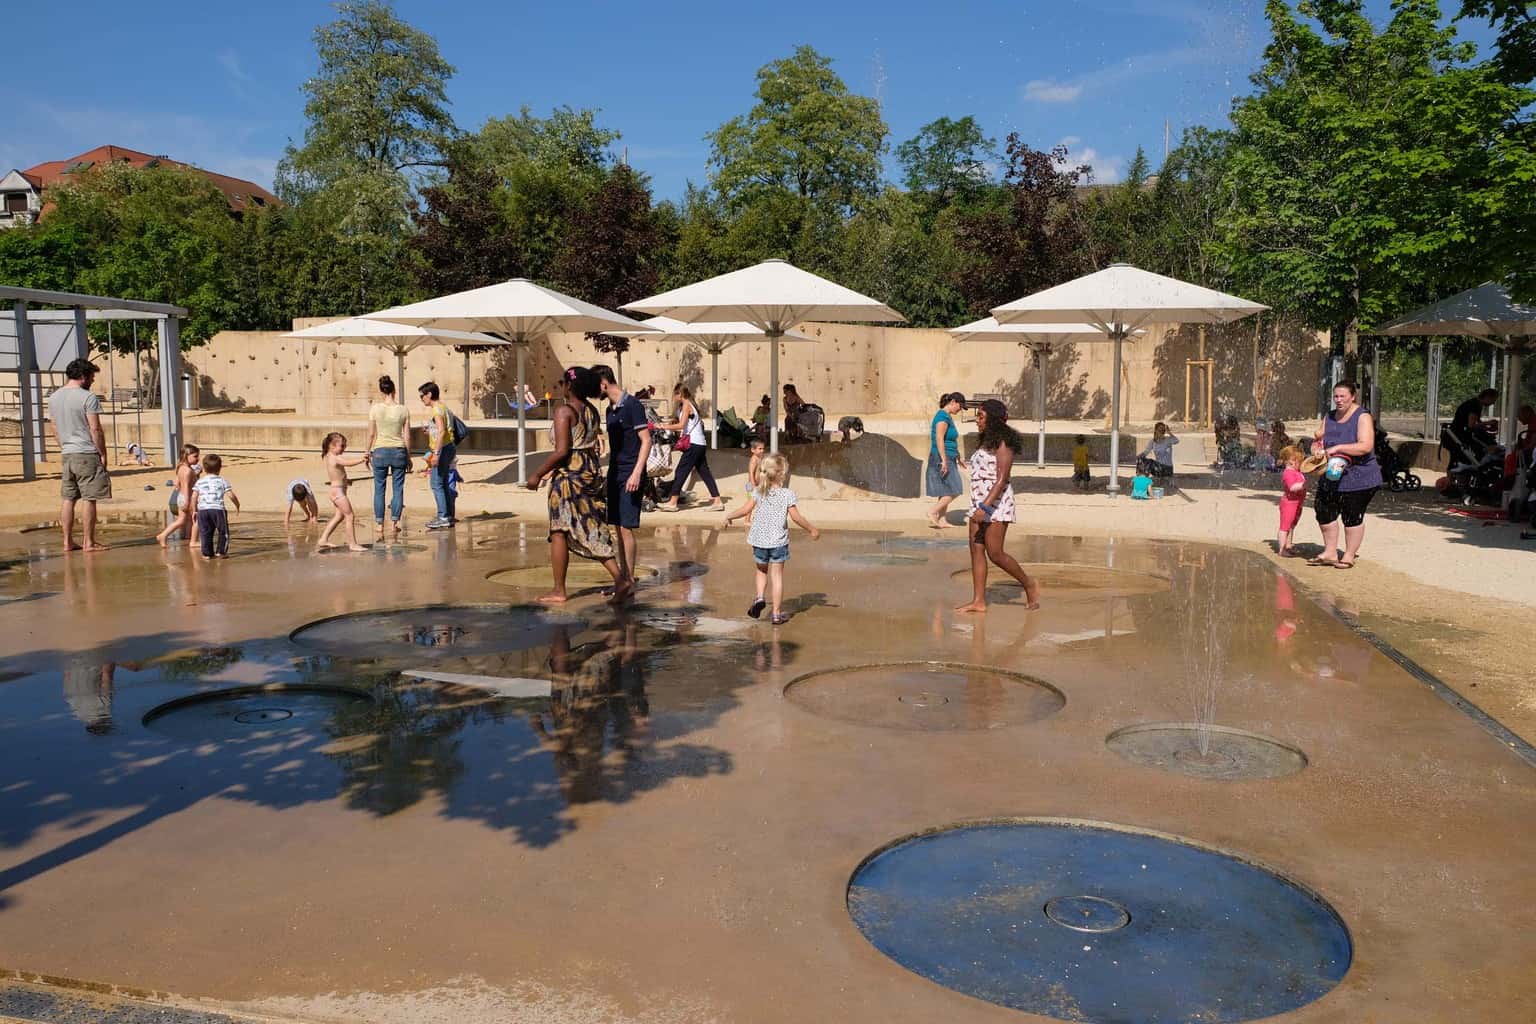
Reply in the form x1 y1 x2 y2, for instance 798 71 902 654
17 144 279 215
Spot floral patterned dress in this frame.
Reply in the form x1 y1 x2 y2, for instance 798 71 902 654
968 445 1017 523
548 402 616 560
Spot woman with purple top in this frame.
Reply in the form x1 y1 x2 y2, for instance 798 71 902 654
1308 380 1381 569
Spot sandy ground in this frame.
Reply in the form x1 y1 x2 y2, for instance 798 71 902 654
4 444 1535 744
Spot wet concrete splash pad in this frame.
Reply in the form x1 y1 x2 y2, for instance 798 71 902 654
841 552 929 566
289 604 583 658
488 562 659 590
1106 723 1308 780
784 662 1063 730
847 819 1352 1022
143 683 375 741
949 563 1170 597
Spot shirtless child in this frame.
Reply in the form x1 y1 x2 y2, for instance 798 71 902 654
316 432 371 551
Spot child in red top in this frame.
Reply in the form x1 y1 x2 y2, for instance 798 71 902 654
1277 445 1307 556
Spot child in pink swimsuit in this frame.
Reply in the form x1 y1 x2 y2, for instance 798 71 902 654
1277 445 1307 556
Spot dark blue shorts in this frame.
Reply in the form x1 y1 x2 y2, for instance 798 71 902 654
606 469 642 529
752 544 790 564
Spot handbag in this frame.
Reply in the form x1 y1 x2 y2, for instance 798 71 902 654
646 441 673 478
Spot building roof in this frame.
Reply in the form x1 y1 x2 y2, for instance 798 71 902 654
18 145 279 214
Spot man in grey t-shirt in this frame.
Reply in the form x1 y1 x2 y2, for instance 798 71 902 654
46 358 111 551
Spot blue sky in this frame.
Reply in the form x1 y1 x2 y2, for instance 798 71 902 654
0 0 1498 200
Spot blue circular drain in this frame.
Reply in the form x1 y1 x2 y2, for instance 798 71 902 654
847 819 1351 1023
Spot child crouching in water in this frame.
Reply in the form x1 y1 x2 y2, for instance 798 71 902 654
191 454 239 559
317 432 371 551
1277 445 1307 556
723 453 820 625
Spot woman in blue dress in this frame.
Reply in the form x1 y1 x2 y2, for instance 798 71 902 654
926 392 966 528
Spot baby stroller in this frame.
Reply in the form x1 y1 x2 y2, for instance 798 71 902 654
1438 422 1504 504
1374 427 1421 492
785 403 825 444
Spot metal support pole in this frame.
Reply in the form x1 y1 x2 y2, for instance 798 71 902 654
1370 339 1382 420
1425 341 1443 440
1034 347 1046 469
13 301 36 481
157 317 183 466
396 351 406 411
1107 331 1124 494
710 346 720 450
132 322 143 446
1503 343 1523 448
108 322 119 462
515 344 527 485
462 350 471 420
769 331 781 454
72 306 88 360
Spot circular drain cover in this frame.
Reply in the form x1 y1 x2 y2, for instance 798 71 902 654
144 684 374 740
842 553 928 566
784 662 1062 731
1044 895 1131 933
949 563 1169 597
290 604 582 658
488 563 658 590
1106 723 1308 780
847 820 1351 1023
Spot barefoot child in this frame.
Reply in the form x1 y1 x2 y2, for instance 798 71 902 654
1277 445 1307 556
156 444 201 547
190 454 239 559
284 479 320 527
723 453 820 625
317 433 370 551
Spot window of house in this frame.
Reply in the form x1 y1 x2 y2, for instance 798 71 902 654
3 193 29 214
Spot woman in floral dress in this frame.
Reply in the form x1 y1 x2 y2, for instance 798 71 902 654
527 367 631 605
955 399 1041 614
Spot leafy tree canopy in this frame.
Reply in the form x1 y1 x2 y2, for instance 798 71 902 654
896 115 997 209
707 45 887 213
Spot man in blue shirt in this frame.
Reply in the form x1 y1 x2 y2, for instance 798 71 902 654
596 364 651 589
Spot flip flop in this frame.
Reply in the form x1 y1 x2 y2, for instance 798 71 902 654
1334 560 1356 569
1305 557 1336 566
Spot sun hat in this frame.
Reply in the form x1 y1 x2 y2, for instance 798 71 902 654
1300 453 1328 474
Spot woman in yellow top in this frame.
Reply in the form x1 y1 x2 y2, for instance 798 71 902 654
365 375 411 540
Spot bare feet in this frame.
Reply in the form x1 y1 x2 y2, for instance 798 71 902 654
316 542 340 551
82 543 109 552
607 581 635 607
536 592 569 605
1023 578 1041 610
64 543 83 552
347 543 368 552
954 601 987 614
927 514 942 529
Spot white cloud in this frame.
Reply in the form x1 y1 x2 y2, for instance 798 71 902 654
217 49 252 85
1022 79 1083 104
1055 137 1125 184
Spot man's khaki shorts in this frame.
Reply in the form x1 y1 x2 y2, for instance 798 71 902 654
61 453 111 501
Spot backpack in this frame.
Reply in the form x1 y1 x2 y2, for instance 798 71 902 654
448 411 471 446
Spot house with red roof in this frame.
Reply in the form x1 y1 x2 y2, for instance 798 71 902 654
0 145 279 228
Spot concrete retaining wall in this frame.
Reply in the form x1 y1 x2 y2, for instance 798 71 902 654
96 317 1332 426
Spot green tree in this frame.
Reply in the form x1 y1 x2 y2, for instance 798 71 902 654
952 136 1093 315
463 106 621 283
1459 0 1536 83
550 165 670 378
410 155 525 295
707 45 887 213
275 0 454 310
896 115 997 210
1220 0 1534 352
838 189 968 327
0 222 93 293
45 163 238 344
